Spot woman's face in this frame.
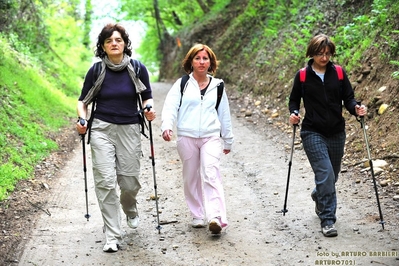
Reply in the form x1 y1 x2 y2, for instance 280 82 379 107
313 47 332 69
102 31 125 57
191 50 210 75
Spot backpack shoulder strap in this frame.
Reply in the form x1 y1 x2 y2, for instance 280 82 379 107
180 75 190 94
215 82 224 110
334 65 344 80
179 76 224 111
299 67 307 98
334 64 344 100
92 61 102 84
179 75 190 108
87 61 103 144
300 65 343 81
130 58 141 78
299 67 306 83
131 59 147 138
299 65 343 99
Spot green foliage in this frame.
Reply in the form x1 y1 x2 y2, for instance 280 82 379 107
333 0 396 72
229 0 398 83
136 25 160 74
40 1 92 96
0 0 48 53
0 0 86 200
2 0 91 97
120 0 231 76
82 0 94 49
121 0 207 28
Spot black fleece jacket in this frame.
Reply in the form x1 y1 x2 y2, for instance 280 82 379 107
289 59 358 137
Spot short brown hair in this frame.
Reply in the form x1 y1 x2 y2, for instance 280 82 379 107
306 34 336 57
181 44 219 75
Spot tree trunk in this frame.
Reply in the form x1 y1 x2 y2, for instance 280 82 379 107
196 0 210 13
83 0 92 49
153 0 170 45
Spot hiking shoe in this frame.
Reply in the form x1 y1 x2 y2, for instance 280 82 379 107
127 216 139 229
103 243 119 253
322 224 338 237
311 191 321 215
208 218 222 234
192 218 205 228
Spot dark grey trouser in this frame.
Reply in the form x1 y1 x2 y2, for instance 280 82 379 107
301 130 345 227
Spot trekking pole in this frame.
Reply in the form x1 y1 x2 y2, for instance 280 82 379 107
144 104 162 233
79 118 91 221
281 110 299 216
356 104 385 229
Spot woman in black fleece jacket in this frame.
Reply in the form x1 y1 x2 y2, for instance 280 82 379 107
288 34 367 237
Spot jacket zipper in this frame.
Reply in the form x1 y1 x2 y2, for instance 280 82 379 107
199 91 203 138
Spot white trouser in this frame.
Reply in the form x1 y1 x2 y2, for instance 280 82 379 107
177 136 228 227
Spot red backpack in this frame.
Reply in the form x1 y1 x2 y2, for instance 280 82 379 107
299 65 343 82
299 65 344 97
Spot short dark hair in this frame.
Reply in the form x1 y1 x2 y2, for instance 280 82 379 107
306 34 336 57
95 23 132 58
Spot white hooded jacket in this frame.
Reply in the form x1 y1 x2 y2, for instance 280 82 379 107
161 74 234 150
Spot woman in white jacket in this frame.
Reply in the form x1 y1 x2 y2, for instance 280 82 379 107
161 44 234 234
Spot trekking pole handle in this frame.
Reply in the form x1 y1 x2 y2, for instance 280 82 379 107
356 101 364 118
355 101 365 127
292 110 299 126
79 118 86 126
78 118 87 137
145 104 152 111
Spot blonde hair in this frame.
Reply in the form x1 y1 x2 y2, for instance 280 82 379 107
181 44 219 75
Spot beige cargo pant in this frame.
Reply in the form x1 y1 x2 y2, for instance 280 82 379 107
90 119 142 245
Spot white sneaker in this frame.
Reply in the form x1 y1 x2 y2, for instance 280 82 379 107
103 243 119 252
191 218 205 228
208 218 222 234
127 216 139 229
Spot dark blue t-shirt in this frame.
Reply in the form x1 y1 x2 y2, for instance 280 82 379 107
79 61 153 124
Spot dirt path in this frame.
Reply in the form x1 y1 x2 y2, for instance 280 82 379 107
17 82 398 266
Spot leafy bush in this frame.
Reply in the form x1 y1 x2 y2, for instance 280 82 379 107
0 35 76 201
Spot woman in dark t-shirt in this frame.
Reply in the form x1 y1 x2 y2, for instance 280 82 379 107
76 23 155 253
